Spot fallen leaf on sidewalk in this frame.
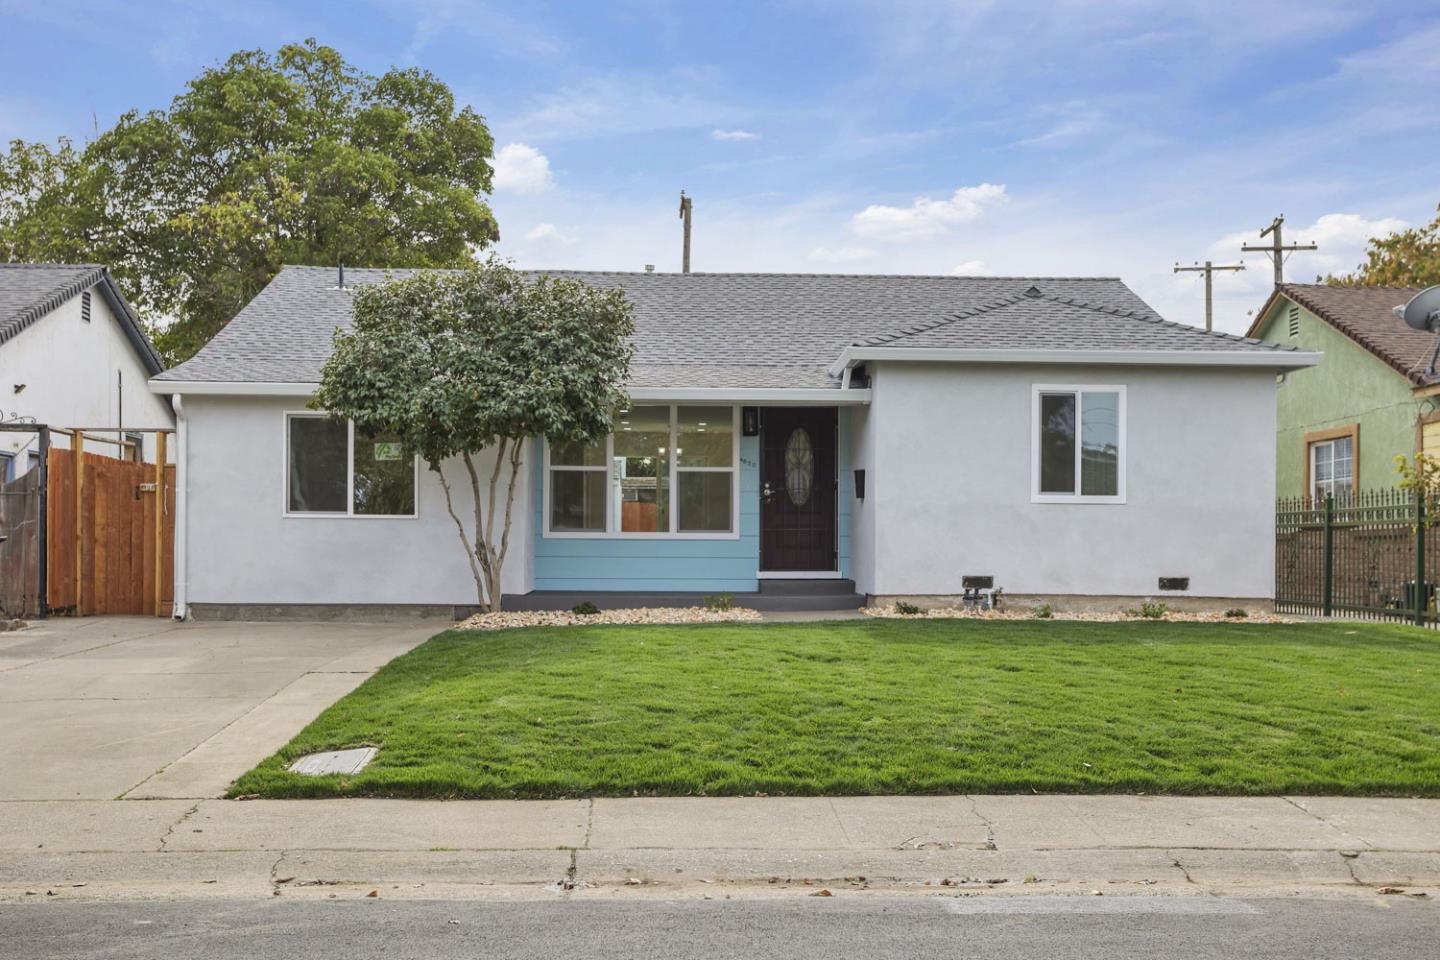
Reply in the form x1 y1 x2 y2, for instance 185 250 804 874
275 876 295 885
366 890 379 898
810 889 833 897
1379 886 1405 895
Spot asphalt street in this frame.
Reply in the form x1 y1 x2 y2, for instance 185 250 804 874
2 895 1436 960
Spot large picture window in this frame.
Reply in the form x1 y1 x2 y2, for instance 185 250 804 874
1032 385 1126 503
545 405 739 538
285 414 417 517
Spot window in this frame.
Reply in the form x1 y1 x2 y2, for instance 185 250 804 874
546 405 738 537
285 414 416 517
1309 434 1354 502
1032 385 1125 502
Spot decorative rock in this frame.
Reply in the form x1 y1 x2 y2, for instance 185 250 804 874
288 747 378 777
457 607 762 631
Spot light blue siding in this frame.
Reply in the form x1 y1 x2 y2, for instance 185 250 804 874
531 412 853 592
532 432 762 591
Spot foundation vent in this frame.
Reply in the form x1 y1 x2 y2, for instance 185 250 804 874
1158 577 1190 591
962 575 994 589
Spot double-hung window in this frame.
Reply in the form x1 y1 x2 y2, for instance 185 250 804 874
1032 385 1126 503
285 413 417 517
545 405 738 537
1309 434 1354 502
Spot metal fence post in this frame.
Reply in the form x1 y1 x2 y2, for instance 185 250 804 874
1322 493 1334 618
1416 493 1427 626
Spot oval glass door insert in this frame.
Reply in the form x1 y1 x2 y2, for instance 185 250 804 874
784 428 814 507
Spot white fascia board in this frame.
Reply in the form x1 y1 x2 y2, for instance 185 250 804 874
625 387 871 405
148 380 318 397
828 346 1324 377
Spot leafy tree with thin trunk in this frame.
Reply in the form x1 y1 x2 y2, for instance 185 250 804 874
1326 204 1440 288
0 39 498 362
314 262 634 611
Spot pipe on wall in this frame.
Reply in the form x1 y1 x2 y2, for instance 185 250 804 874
170 393 188 619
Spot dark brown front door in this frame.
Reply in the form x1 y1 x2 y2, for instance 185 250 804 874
760 407 837 572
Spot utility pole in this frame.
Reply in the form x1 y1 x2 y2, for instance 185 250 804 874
678 191 693 273
1240 214 1317 287
1174 260 1245 331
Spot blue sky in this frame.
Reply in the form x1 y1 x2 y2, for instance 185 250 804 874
2 0 1439 333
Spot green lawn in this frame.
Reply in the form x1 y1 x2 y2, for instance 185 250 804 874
230 619 1440 799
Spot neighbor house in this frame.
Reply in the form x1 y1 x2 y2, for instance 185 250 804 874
149 266 1318 617
1247 283 1434 501
0 263 172 474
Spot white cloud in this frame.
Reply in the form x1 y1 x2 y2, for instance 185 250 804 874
712 128 759 141
948 260 994 276
523 222 578 244
492 143 555 194
1207 212 1408 295
808 245 875 264
849 184 1009 242
502 73 742 142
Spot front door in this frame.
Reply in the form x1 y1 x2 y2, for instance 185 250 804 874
759 407 837 572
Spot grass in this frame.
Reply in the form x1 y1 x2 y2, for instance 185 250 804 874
230 618 1440 799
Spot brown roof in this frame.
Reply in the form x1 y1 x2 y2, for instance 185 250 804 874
1248 283 1433 386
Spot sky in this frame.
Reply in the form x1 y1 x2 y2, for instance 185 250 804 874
2 0 1439 334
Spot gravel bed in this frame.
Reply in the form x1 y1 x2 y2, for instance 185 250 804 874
457 606 763 630
861 606 1301 624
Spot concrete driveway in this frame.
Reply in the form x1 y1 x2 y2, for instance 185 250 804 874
0 617 441 801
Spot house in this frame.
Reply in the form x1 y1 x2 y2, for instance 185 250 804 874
149 266 1319 617
1247 283 1433 501
0 263 173 473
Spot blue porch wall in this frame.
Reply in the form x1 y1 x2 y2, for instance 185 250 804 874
530 408 852 592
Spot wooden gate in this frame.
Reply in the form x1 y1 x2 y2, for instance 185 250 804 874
46 442 174 616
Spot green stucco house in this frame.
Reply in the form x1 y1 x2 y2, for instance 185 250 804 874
1248 283 1435 500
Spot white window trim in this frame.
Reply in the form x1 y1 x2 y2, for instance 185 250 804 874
543 405 741 540
1030 384 1127 505
282 411 420 519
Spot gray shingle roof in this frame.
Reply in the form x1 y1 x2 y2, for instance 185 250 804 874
0 263 164 373
156 265 1294 388
860 287 1299 352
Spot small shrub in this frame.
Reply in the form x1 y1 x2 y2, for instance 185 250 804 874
1224 608 1249 619
1034 603 1054 620
1128 601 1169 620
893 600 923 616
703 593 734 613
571 602 601 616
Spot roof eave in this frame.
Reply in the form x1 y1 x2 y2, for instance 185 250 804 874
829 346 1322 377
149 379 875 405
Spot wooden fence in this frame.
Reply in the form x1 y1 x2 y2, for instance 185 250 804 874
0 469 42 618
46 446 174 616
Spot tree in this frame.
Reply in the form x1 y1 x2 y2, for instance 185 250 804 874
313 262 635 611
1327 204 1440 288
0 39 498 362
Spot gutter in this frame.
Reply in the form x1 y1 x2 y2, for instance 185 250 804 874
150 380 875 405
827 346 1324 378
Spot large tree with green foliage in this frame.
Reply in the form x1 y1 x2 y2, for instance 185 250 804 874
1327 204 1440 288
0 39 498 361
314 261 635 611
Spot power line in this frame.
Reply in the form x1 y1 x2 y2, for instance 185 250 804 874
1173 260 1245 331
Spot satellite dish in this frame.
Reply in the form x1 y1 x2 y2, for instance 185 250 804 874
1393 286 1440 331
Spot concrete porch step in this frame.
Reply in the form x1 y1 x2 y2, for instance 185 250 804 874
758 578 858 596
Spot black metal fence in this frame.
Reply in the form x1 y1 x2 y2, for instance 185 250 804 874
1276 488 1438 625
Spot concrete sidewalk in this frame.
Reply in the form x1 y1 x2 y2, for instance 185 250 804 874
2 795 1436 903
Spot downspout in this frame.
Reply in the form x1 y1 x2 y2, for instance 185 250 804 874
170 394 188 619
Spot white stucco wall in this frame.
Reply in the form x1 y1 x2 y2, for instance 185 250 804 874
179 395 533 607
846 402 877 596
0 286 173 464
861 362 1277 599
